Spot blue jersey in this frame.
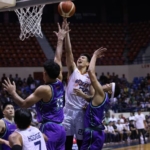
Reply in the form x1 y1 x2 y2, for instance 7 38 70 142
36 80 64 123
1 118 16 150
84 93 109 130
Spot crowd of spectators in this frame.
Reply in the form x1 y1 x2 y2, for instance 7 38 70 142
103 111 150 145
99 72 150 113
0 73 41 112
0 72 150 114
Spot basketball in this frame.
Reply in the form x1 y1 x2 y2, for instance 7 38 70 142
58 1 76 18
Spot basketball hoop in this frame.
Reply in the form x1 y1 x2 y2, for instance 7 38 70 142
14 5 45 41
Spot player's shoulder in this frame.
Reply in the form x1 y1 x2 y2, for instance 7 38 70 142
0 119 5 127
35 85 51 93
9 131 21 141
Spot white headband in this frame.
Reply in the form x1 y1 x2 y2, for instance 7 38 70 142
111 82 116 99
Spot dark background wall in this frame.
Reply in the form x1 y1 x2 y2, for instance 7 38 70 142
0 0 150 23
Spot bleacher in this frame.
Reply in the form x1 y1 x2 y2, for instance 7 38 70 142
0 23 46 67
0 22 150 66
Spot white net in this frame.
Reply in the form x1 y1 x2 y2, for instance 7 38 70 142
15 5 45 41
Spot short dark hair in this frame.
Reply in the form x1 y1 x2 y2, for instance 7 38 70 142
2 102 14 111
114 84 120 97
14 108 32 130
43 59 60 79
80 53 91 62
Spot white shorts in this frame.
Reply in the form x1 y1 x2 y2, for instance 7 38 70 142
62 107 85 140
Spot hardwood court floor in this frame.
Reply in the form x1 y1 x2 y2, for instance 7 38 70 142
115 143 150 150
103 142 150 150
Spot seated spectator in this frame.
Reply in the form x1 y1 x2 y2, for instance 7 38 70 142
123 120 131 141
112 121 120 142
129 112 135 121
104 114 110 125
147 100 150 111
129 120 138 140
118 114 125 124
103 121 108 144
109 114 117 123
107 121 117 143
116 120 124 142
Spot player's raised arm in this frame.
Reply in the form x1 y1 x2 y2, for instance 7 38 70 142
64 19 76 75
88 47 107 96
54 22 70 81
3 78 49 108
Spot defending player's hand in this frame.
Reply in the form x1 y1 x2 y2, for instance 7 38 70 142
73 88 85 97
0 138 11 147
3 140 10 148
2 78 16 95
93 47 107 58
82 103 88 111
53 21 70 41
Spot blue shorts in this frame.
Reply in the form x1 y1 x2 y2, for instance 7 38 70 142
81 129 105 150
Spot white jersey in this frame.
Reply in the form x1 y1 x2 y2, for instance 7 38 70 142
65 68 91 110
15 126 47 150
135 114 145 129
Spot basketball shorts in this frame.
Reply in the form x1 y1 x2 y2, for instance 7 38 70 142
40 122 66 150
62 107 85 140
81 129 105 150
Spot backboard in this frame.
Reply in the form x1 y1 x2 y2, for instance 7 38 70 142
0 0 67 12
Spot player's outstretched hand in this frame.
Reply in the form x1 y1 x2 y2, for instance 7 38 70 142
53 21 70 41
73 88 85 98
2 78 16 95
63 18 70 31
93 47 107 58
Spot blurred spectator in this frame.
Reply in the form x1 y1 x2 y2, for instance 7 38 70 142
129 120 137 140
1 74 7 82
129 112 135 121
27 74 34 86
109 114 117 122
99 72 108 85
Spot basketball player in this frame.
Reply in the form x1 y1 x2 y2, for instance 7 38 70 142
3 22 69 150
81 48 120 150
0 102 16 150
8 108 47 150
63 19 95 149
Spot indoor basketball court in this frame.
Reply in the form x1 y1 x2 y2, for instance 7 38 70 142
0 0 150 150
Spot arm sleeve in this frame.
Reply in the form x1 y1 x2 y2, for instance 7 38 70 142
11 145 22 150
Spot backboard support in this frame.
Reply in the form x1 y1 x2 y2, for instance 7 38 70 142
0 0 67 12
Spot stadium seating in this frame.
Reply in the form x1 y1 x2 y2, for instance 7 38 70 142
127 21 150 62
43 23 125 66
0 22 150 66
0 23 46 67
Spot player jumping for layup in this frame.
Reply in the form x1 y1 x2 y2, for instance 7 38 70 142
3 22 69 150
81 48 120 150
62 19 95 150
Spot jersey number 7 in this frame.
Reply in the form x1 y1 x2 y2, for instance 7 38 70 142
34 141 41 150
